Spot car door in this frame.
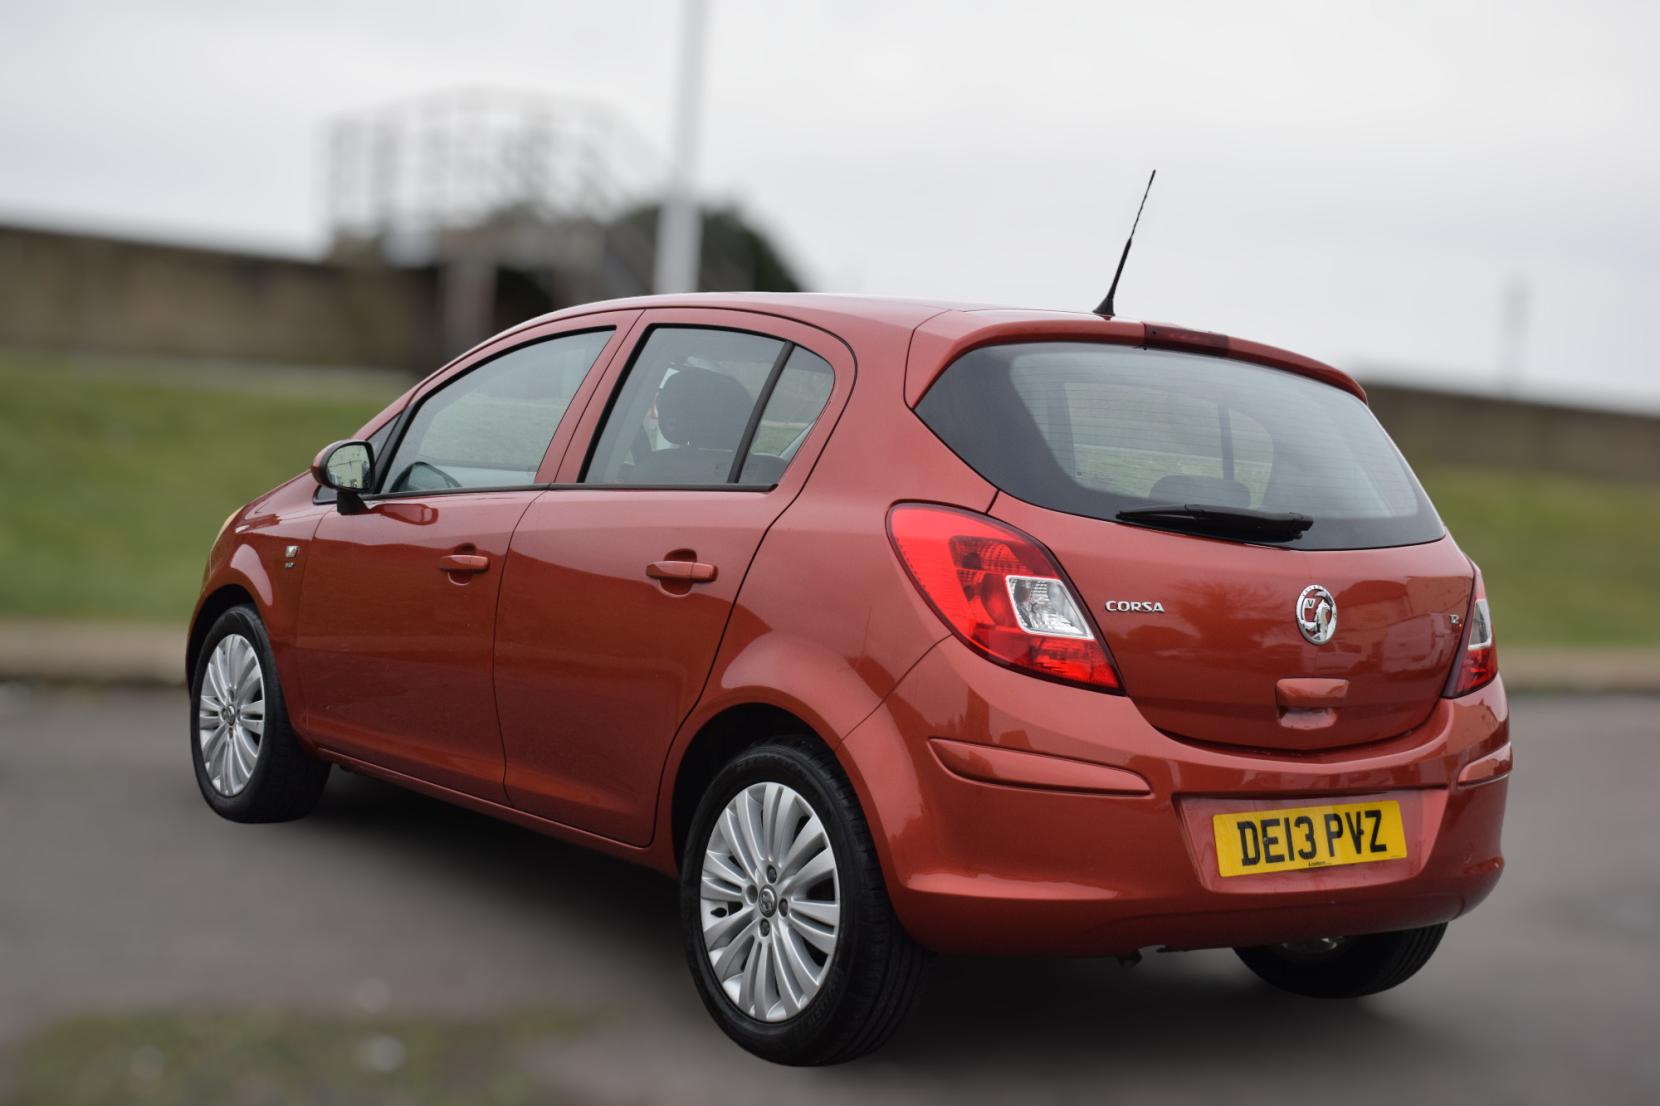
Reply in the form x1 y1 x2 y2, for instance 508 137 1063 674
494 310 850 845
292 316 636 799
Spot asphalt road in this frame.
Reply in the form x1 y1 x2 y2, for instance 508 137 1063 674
3 685 1657 1104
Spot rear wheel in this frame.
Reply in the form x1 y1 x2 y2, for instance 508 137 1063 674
1235 924 1447 998
680 736 923 1065
190 605 329 822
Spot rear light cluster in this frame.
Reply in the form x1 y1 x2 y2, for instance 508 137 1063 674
1446 568 1497 696
887 504 1122 692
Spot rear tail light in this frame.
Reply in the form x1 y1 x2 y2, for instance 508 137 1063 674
1446 567 1497 697
886 503 1122 692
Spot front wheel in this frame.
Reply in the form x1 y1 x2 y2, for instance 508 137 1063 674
1235 924 1448 998
190 605 329 823
680 737 923 1065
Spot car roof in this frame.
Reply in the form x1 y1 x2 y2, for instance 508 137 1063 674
510 292 1367 404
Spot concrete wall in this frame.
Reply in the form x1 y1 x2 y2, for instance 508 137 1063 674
0 224 438 369
1365 382 1660 483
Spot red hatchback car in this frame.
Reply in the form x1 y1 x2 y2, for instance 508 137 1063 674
189 294 1509 1064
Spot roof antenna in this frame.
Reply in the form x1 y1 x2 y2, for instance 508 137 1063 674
1094 170 1157 318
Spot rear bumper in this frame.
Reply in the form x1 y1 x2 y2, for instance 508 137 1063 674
839 638 1509 956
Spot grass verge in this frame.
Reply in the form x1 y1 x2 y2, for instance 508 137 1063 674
1416 464 1660 646
0 353 391 624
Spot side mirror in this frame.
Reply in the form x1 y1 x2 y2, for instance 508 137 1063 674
311 439 373 513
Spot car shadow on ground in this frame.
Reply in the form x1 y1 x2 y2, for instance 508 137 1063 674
298 769 1450 1073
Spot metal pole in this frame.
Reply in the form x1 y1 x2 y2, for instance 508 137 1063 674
1499 274 1529 397
654 0 709 294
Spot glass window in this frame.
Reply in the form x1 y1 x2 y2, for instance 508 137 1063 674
383 329 612 493
584 327 785 486
917 342 1442 550
737 347 835 485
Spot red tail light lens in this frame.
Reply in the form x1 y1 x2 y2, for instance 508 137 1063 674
1447 568 1497 697
887 503 1122 692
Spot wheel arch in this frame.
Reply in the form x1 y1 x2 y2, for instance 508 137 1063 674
186 583 260 682
667 702 842 872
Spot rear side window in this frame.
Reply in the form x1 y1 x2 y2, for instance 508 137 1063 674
384 328 612 493
738 347 835 485
583 327 833 487
917 343 1442 550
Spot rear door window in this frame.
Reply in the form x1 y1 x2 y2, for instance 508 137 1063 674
737 347 836 485
582 327 833 487
917 343 1442 550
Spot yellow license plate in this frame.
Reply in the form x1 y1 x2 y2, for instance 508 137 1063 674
1212 800 1407 878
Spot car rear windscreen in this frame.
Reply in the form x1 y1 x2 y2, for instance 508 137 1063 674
916 342 1444 550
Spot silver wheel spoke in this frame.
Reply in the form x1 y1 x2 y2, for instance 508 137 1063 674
196 633 265 798
704 904 755 949
201 721 227 762
779 814 826 876
778 922 823 1000
770 786 806 867
233 640 259 690
771 930 804 1011
701 871 744 902
210 726 233 788
718 808 757 880
214 649 233 707
759 784 784 863
736 792 767 873
234 725 259 776
780 842 834 896
703 851 747 893
788 897 839 928
791 911 838 956
714 921 758 982
202 663 226 711
768 936 799 1016
737 937 764 1014
227 728 249 791
699 780 840 1024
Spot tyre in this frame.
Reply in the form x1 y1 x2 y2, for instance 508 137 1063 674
680 736 924 1065
189 605 329 823
1235 924 1448 998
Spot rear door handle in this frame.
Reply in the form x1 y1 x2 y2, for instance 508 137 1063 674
646 560 718 583
438 553 491 574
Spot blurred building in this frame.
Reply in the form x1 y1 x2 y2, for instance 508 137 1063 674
0 88 801 372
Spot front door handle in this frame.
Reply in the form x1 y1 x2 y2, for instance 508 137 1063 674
438 553 491 574
646 560 718 583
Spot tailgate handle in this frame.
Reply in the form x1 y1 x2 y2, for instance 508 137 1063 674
1275 678 1349 709
647 559 718 584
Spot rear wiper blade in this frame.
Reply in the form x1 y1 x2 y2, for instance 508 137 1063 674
1116 503 1313 542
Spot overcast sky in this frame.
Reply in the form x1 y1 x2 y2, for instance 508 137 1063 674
3 1 1656 408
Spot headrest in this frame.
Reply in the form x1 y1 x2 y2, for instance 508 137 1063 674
656 366 754 449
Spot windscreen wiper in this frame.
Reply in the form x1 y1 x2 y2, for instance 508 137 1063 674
1115 503 1313 542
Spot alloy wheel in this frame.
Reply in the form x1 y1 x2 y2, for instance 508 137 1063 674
197 633 265 797
699 781 841 1022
